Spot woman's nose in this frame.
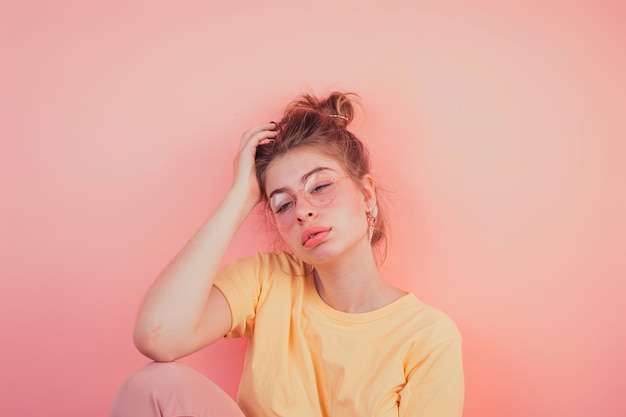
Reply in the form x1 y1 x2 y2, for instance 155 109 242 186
295 197 317 224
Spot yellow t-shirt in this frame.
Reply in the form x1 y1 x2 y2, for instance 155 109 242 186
214 252 464 417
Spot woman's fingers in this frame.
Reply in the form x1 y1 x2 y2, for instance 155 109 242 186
231 122 278 197
238 122 277 152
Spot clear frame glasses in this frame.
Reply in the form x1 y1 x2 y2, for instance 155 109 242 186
266 171 341 228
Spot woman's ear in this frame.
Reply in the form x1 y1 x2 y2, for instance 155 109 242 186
360 174 377 204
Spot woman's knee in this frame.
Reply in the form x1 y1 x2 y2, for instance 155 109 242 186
119 362 200 393
110 362 244 417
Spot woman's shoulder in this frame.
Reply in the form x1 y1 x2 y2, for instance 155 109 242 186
222 250 306 279
396 294 462 344
235 250 303 268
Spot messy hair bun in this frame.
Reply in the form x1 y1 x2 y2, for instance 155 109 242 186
255 91 388 252
286 91 356 127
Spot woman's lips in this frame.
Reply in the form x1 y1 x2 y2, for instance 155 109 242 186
301 227 331 247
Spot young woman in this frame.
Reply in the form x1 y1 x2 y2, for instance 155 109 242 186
109 92 464 417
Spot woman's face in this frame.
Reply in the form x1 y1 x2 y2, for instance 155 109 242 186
263 147 374 265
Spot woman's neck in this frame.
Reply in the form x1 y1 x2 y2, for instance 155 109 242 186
311 252 404 313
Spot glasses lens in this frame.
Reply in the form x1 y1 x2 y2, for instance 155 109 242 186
267 192 293 228
304 172 337 207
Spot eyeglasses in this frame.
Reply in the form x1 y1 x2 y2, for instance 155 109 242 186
266 171 342 228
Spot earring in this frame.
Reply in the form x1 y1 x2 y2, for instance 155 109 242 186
367 204 378 242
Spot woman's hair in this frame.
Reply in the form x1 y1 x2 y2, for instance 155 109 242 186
255 91 389 256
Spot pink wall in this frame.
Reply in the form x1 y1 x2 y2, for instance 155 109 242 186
2 1 625 415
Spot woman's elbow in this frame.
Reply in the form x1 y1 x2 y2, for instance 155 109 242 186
133 324 179 363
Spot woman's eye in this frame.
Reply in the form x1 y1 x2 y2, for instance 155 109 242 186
275 200 293 214
271 194 293 214
311 181 332 194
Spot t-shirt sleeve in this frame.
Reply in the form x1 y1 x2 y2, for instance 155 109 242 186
213 253 266 339
398 323 465 416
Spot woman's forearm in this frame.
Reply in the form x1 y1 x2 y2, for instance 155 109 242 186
133 186 258 359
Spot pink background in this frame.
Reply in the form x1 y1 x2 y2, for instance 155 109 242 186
2 1 625 415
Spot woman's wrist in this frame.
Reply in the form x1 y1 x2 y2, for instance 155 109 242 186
223 185 261 220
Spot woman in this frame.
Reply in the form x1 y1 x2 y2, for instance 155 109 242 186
110 92 464 417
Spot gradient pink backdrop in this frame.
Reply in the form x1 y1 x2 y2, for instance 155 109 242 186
2 1 625 416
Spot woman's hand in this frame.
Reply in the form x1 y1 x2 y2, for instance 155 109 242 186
231 122 277 204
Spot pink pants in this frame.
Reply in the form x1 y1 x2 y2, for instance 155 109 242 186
109 362 246 417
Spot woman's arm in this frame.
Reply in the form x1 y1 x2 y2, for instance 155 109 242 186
133 123 277 362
